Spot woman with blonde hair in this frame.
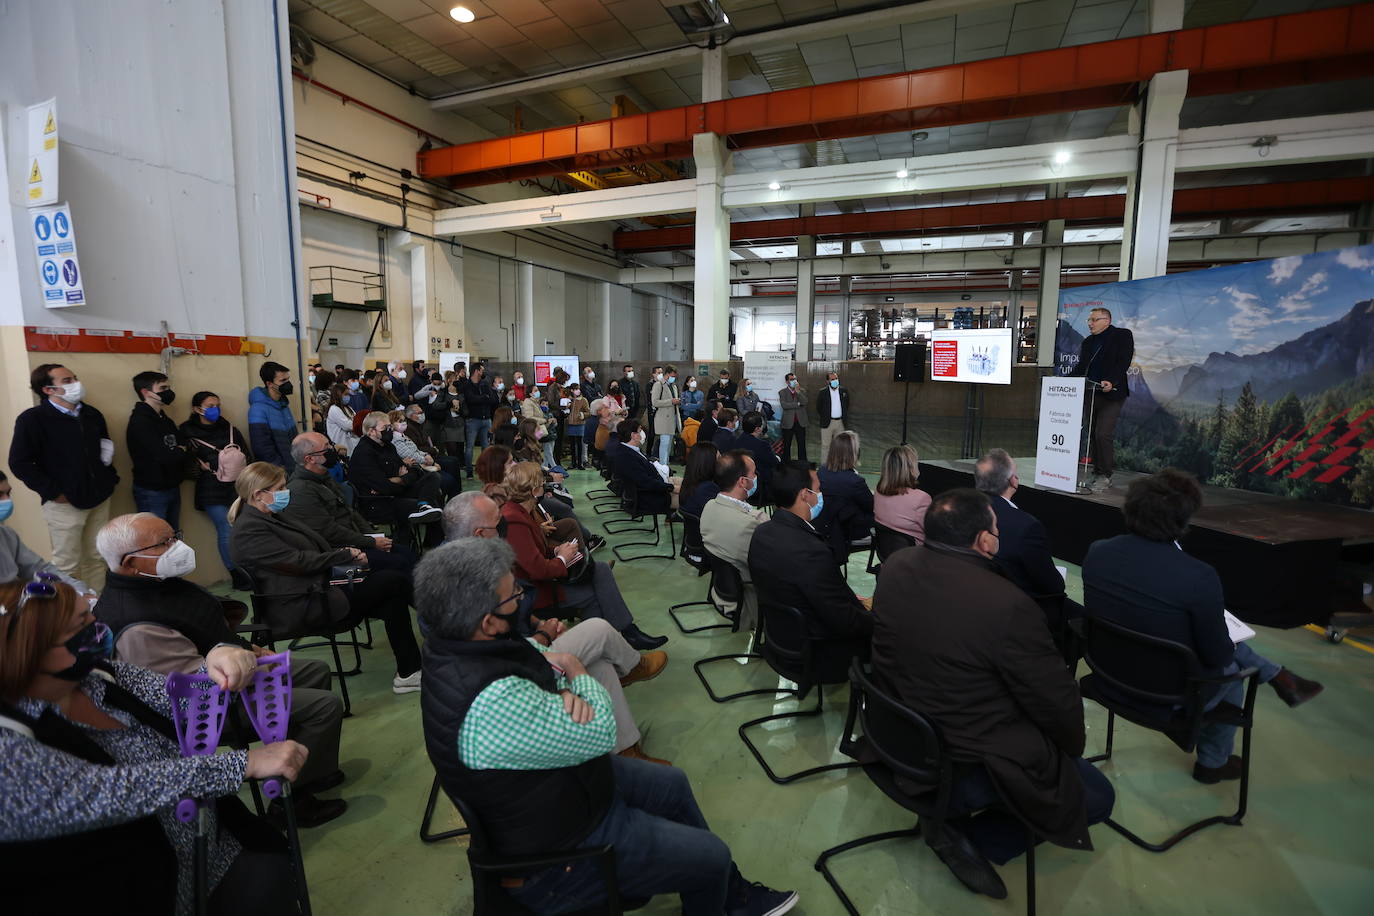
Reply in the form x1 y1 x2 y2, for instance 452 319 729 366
816 430 874 558
874 443 930 544
500 463 665 650
228 462 425 694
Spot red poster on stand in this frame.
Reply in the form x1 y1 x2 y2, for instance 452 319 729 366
534 360 552 384
931 340 958 378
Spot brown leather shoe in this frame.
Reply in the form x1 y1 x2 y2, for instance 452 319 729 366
619 650 668 687
1193 755 1244 784
618 742 672 766
1269 667 1324 708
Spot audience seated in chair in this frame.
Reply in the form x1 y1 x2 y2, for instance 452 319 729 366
870 487 1115 899
711 408 740 453
0 578 306 916
734 412 779 504
414 538 799 916
873 444 930 544
476 443 603 550
747 461 872 683
498 462 666 651
701 450 769 632
815 431 874 560
679 441 721 518
1082 468 1323 783
443 491 670 764
93 512 347 827
605 419 677 514
974 449 1082 636
228 462 425 695
347 411 444 548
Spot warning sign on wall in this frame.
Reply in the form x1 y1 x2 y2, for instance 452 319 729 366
26 98 58 207
30 203 85 308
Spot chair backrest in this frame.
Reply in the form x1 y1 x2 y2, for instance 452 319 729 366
679 511 703 552
758 602 814 687
850 661 950 803
873 523 916 563
705 549 743 605
1080 614 1203 707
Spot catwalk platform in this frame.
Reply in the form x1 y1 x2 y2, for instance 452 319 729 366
919 459 1374 628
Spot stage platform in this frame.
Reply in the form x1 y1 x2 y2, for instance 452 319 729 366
919 459 1374 629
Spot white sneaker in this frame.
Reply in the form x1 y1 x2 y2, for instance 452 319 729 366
393 671 422 694
408 504 442 522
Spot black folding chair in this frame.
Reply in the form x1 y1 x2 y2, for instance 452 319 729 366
419 771 470 844
692 566 791 704
1078 614 1262 852
736 603 862 785
668 516 739 634
866 522 916 575
604 479 677 562
816 660 1040 914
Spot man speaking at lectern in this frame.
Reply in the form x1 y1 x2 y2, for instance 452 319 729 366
1069 307 1134 491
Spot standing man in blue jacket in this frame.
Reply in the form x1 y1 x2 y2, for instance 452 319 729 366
8 363 120 590
248 360 299 471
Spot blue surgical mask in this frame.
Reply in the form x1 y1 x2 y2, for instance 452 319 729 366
348 380 360 391
667 376 677 385
0 499 13 523
746 477 758 498
268 489 291 513
809 490 824 520
829 379 839 389
203 406 221 422
746 385 753 392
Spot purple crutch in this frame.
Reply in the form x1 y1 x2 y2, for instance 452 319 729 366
241 651 313 916
166 671 232 916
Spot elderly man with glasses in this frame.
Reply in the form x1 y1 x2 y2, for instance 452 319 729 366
1067 306 1135 491
91 512 349 827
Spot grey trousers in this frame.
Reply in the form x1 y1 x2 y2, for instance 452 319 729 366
552 618 643 752
230 657 343 788
562 560 635 631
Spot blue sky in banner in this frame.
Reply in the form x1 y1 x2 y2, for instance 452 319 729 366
1058 243 1374 372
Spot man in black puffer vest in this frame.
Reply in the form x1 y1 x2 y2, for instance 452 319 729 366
415 538 799 916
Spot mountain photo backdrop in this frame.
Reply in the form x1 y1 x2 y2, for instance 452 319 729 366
1057 244 1374 509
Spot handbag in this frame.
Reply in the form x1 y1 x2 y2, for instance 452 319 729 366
191 427 246 482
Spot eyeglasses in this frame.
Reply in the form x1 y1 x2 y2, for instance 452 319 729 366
122 530 182 563
0 572 61 619
490 586 526 616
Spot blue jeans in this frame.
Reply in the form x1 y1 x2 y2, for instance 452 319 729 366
510 757 732 915
1196 641 1282 767
948 758 1115 865
465 418 491 470
133 485 181 531
657 434 672 465
203 503 234 572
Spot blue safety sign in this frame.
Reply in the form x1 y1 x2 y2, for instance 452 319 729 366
34 214 51 240
30 203 85 309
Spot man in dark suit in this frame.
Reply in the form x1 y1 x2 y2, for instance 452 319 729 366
747 461 871 682
778 373 808 462
871 488 1114 899
606 419 675 515
697 399 721 447
710 369 738 409
710 408 740 453
1083 469 1323 783
735 412 780 503
974 449 1081 635
1067 307 1134 490
814 371 851 459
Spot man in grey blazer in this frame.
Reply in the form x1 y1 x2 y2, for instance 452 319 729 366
778 372 808 462
701 451 768 632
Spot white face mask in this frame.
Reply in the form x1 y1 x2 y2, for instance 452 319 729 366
131 539 197 580
396 369 407 380
383 380 393 390
585 371 595 381
688 380 697 389
626 371 634 379
54 380 85 404
514 376 524 385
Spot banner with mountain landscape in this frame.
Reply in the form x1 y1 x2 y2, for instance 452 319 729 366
1056 244 1374 509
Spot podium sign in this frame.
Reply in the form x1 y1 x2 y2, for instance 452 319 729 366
1035 377 1085 492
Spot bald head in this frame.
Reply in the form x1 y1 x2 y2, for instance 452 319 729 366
291 431 332 472
443 491 503 541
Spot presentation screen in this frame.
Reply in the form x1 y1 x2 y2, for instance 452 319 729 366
534 355 580 386
743 351 793 416
929 327 1014 385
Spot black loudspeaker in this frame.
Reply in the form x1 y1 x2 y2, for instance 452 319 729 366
893 342 926 382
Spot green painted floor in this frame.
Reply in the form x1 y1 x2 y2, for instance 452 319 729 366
223 469 1374 915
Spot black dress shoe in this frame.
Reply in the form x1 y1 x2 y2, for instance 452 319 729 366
300 768 346 794
268 792 348 829
923 820 1008 900
586 535 607 551
1269 668 1324 708
622 625 668 651
1193 755 1244 784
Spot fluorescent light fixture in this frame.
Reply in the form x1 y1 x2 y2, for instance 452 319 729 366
1053 150 1071 165
768 181 781 191
895 169 909 179
450 6 475 23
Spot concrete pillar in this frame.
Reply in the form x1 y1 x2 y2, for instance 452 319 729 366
1148 0 1184 32
595 281 612 360
392 231 430 362
1121 70 1187 280
517 260 535 361
693 133 731 360
796 231 816 362
1037 219 1065 367
701 45 728 103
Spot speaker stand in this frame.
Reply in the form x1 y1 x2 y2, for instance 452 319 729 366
900 380 912 445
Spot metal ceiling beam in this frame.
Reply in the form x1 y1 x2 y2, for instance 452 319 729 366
417 5 1374 187
427 0 1009 113
613 177 1374 251
432 180 695 236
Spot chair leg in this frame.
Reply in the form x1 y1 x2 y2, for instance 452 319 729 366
328 635 353 717
815 822 924 916
613 514 677 562
1086 709 1115 763
693 653 796 704
603 513 651 533
420 774 470 844
668 572 734 635
1024 828 1036 916
738 687 863 785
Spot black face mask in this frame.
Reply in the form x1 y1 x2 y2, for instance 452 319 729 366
495 517 509 538
157 389 176 405
316 449 339 469
53 621 114 681
380 429 394 444
277 381 294 397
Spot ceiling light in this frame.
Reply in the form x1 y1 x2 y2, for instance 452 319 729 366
896 169 909 179
1053 150 1072 165
768 181 781 191
449 6 475 23
913 131 929 142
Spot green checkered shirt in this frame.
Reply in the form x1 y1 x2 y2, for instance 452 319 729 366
457 642 617 770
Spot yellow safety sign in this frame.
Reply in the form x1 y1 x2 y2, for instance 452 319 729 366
29 160 42 183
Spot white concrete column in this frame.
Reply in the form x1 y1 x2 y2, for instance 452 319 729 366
795 232 816 362
517 260 535 361
1121 70 1187 280
595 281 612 360
1148 0 1184 32
693 133 731 360
701 45 728 103
1037 219 1064 367
393 231 431 362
